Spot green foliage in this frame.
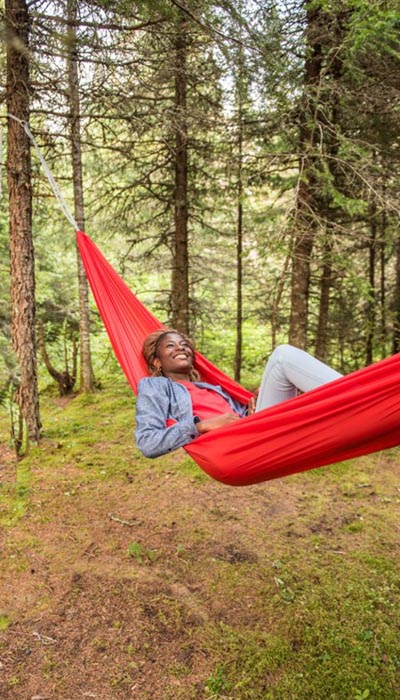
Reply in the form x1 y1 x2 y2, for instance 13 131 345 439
127 541 158 564
319 161 369 217
0 614 11 631
205 664 230 696
0 0 398 411
346 1 400 57
354 691 370 700
127 541 144 563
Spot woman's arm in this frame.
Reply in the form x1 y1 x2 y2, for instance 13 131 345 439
223 387 257 416
196 413 240 433
135 379 199 458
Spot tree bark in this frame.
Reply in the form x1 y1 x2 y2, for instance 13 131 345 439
67 0 95 391
379 209 387 357
234 161 243 383
6 0 41 445
171 11 189 335
289 2 323 349
393 235 400 354
366 203 377 365
315 236 334 360
232 30 246 382
37 320 76 396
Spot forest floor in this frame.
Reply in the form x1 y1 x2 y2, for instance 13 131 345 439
0 378 399 700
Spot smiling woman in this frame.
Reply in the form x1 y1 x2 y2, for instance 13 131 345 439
143 330 200 382
135 329 342 459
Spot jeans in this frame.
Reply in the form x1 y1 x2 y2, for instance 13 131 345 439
255 344 342 411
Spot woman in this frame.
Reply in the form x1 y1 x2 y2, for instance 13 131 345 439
135 329 342 458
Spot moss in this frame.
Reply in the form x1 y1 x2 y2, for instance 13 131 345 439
0 614 11 631
0 456 32 527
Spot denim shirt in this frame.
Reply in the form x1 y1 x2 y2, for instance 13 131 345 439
135 376 247 458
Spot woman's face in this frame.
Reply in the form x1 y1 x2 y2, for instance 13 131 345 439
153 332 194 378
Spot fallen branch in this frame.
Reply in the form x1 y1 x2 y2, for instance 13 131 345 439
108 513 138 527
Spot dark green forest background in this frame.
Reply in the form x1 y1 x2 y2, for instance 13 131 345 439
1 0 400 451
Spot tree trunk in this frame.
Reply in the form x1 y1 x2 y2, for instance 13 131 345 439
37 321 76 396
270 252 291 349
366 203 377 364
235 182 243 382
171 11 189 335
6 0 41 446
380 210 387 357
393 235 400 354
315 237 334 360
289 2 323 349
67 0 95 391
234 91 244 383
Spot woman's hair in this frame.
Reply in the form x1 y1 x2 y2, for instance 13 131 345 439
142 329 200 381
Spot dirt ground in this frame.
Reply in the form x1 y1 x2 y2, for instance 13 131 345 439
1 426 399 700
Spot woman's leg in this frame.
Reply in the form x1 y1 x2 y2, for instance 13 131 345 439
255 344 342 411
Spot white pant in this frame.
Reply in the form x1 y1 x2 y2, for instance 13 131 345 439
255 344 342 411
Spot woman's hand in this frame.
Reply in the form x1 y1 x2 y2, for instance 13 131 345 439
247 390 259 415
196 413 240 434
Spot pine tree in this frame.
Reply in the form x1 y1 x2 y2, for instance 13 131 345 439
5 0 41 450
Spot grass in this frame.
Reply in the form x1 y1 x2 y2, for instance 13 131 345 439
0 615 11 631
0 373 399 699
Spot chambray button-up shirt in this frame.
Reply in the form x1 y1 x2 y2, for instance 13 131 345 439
135 376 247 458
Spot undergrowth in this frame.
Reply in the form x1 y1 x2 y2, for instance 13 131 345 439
0 373 399 700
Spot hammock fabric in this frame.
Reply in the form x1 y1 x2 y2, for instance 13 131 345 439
77 230 400 486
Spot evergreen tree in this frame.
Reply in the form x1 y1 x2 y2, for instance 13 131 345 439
5 0 41 451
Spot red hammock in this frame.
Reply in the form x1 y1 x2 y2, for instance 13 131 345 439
77 230 400 486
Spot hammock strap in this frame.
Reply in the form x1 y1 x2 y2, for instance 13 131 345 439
7 114 78 231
